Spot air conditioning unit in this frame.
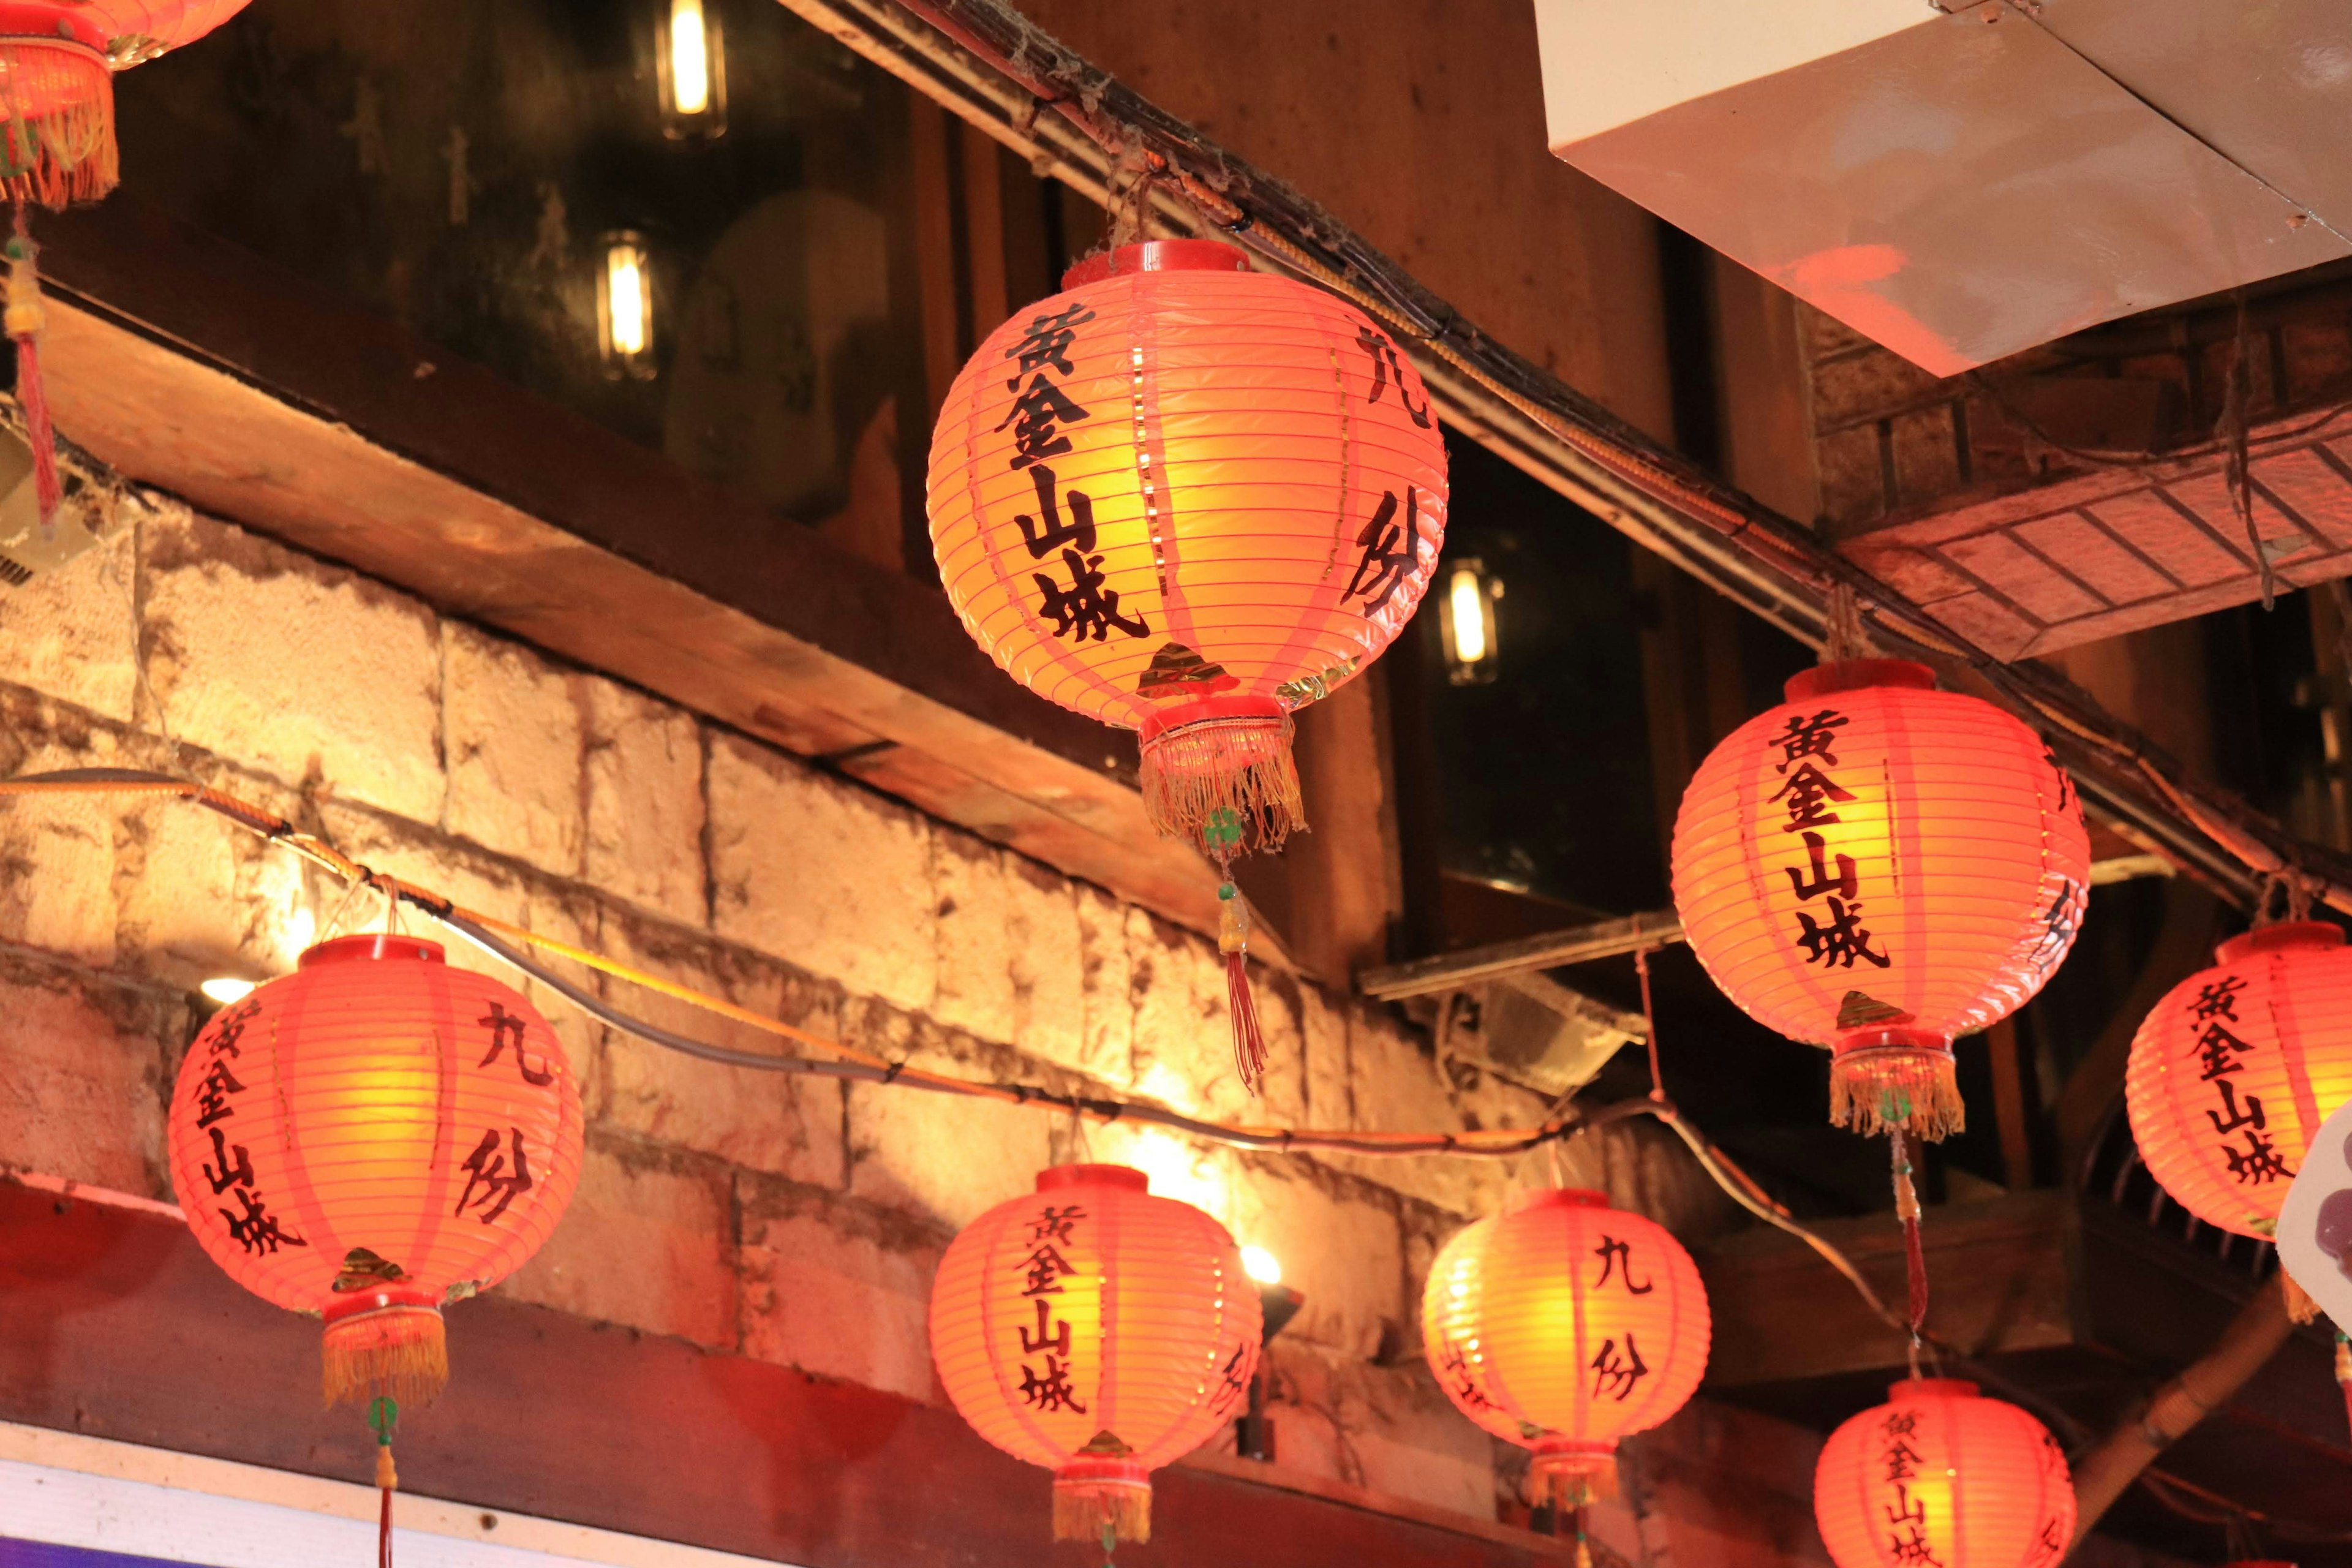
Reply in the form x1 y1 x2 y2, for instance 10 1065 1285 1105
1536 0 2352 372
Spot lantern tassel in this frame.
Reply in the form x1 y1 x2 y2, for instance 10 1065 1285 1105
323 1291 448 1411
1219 883 1267 1096
2286 1271 2322 1325
1530 1440 1619 1510
1138 698 1305 859
1054 1439 1152 1544
0 41 118 211
2335 1332 2352 1441
5 206 59 527
1829 1033 1964 1142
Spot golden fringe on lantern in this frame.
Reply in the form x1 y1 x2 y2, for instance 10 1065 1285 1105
1530 1452 1619 1510
322 1302 448 1411
0 41 119 209
1054 1457 1152 1542
1830 1043 1965 1142
1139 711 1305 856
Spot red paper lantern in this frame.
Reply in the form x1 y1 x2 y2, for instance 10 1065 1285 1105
927 238 1447 1089
1671 660 2089 1140
0 2 251 207
1814 1379 2073 1568
1420 1189 1709 1504
166 935 584 1409
2126 921 2352 1237
928 1164 1260 1544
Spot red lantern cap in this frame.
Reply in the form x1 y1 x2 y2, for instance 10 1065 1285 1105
2216 920 2346 963
1783 659 1938 702
300 932 447 969
1036 1163 1150 1193
1062 238 1251 288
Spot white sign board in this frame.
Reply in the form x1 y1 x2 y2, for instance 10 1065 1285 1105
2274 1096 2352 1328
0 1422 799 1568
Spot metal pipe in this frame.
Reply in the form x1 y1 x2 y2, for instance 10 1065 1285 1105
776 0 2352 921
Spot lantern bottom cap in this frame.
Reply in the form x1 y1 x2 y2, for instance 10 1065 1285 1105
321 1297 447 1412
1137 698 1304 860
1830 1031 1964 1142
1052 1458 1152 1544
1529 1439 1619 1507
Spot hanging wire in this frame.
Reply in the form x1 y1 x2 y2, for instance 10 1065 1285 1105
5 765 2345 1542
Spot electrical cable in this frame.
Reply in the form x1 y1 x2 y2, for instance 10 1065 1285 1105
7 769 2347 1539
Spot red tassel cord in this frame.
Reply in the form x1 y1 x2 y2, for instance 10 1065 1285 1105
1207 809 1268 1096
5 203 57 529
1219 880 1267 1096
369 1395 400 1568
1892 1134 1930 1371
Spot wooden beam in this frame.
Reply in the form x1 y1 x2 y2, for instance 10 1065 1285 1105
2069 1275 2297 1545
1695 1190 2079 1387
1985 1017 2035 1191
1357 910 1684 1000
26 197 1263 955
0 1184 1573 1567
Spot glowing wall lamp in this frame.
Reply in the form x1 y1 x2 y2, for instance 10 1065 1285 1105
598 232 658 380
1235 1243 1304 1462
1438 557 1502 685
658 0 728 140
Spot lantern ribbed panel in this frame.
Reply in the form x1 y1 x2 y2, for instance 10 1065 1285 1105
165 936 584 1314
929 1165 1259 1479
2126 922 2352 1237
925 239 1447 734
1420 1191 1709 1466
1814 1380 2074 1568
1671 662 2089 1050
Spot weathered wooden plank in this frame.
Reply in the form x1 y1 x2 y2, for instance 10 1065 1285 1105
28 200 1240 948
1695 1191 2079 1388
0 1183 1571 1567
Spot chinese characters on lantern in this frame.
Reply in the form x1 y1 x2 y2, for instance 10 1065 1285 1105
1015 1202 1088 1415
995 303 1152 648
1438 1331 1498 1412
456 1128 536 1223
1586 1231 1653 1403
1355 326 1432 429
1343 486 1425 616
455 1001 560 1225
2184 973 2293 1186
1877 1408 1939 1566
1768 708 1891 971
189 998 308 1256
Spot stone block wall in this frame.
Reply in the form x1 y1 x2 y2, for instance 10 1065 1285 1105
0 486 1752 1534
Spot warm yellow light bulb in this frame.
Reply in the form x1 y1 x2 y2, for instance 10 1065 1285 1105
200 977 257 1005
669 0 710 116
607 243 649 358
1447 565 1487 665
1240 1244 1282 1286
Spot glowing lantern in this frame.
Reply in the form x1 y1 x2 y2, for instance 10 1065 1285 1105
166 935 584 1410
0 1 252 522
1420 1189 1710 1505
1670 659 2089 1141
927 238 1448 1090
1814 1379 2074 1568
928 1164 1260 1544
0 1 250 208
2127 921 2352 1237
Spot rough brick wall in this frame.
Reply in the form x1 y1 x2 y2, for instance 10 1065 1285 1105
0 486 1761 1535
